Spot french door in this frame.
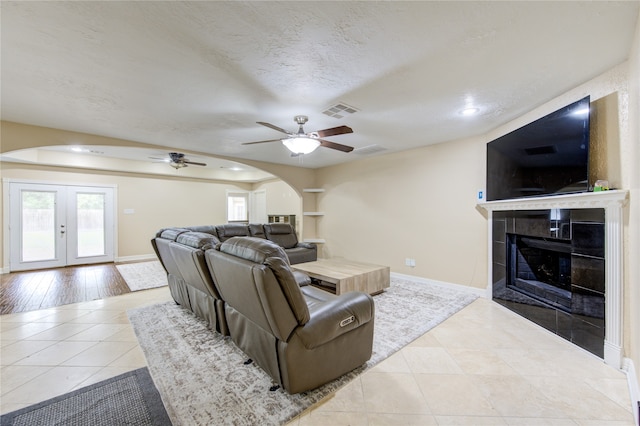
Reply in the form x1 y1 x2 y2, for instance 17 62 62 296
9 182 115 271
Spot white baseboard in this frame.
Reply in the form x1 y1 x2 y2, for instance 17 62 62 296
0 266 9 274
390 272 487 298
115 254 158 264
623 358 640 425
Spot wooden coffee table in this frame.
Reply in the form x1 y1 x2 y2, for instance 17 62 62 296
292 258 390 295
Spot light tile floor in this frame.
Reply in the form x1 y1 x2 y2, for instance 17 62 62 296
0 288 635 425
0 286 171 414
289 298 635 426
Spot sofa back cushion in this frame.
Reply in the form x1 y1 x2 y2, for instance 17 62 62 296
169 238 221 299
217 237 309 324
219 237 289 264
159 227 191 241
265 257 310 324
176 231 220 250
263 223 298 249
215 224 250 241
185 225 218 238
248 223 266 239
154 237 183 278
206 241 300 341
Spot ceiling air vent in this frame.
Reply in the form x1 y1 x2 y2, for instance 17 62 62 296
354 144 387 155
322 103 358 119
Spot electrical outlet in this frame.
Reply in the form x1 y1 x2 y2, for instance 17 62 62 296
405 258 416 267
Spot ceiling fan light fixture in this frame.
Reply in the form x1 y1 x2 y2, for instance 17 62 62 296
282 137 320 155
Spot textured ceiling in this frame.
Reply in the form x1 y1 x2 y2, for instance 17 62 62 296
1 1 639 169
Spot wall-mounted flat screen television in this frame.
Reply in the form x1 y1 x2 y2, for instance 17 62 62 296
486 96 590 201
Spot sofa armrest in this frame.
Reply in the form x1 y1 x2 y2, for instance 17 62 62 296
294 292 374 349
296 242 316 250
292 271 311 287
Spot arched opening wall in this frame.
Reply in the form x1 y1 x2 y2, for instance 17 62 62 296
0 121 316 270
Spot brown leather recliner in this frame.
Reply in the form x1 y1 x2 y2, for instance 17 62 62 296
205 237 375 393
153 229 228 335
263 223 317 264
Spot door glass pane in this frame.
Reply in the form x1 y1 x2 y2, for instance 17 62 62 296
227 193 248 222
76 193 105 257
21 191 56 262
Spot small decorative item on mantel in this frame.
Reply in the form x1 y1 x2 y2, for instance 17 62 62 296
594 180 610 192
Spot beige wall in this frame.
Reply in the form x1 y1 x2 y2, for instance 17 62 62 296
252 179 303 231
317 135 487 288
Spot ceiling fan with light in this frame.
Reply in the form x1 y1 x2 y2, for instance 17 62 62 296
242 115 354 155
150 152 207 169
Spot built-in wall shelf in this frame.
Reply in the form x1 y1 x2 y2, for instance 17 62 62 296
268 214 296 232
303 189 325 246
303 238 326 244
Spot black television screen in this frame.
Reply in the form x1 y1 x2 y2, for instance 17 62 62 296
486 96 590 201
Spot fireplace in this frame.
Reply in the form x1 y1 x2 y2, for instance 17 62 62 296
492 208 606 357
480 190 627 368
507 234 573 313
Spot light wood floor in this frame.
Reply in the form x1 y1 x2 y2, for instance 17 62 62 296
0 263 131 315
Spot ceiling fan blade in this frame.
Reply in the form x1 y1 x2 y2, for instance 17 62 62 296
242 138 283 145
257 122 291 135
318 139 354 153
184 161 207 166
315 125 353 138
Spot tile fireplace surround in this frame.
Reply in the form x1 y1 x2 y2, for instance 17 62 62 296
478 190 628 369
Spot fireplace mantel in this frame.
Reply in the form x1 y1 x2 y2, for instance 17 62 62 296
477 189 628 212
478 190 629 369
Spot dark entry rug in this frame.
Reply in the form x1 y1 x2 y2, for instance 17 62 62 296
0 368 171 426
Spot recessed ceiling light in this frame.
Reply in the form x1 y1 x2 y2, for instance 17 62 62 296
460 107 480 116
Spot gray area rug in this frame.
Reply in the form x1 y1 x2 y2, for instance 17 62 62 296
116 261 168 291
0 367 171 426
128 278 478 425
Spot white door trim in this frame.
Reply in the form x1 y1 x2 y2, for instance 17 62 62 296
3 179 118 272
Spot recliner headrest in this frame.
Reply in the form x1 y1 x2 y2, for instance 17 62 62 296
176 232 220 250
248 223 266 238
215 224 250 240
159 228 191 241
185 225 218 237
219 237 289 264
265 223 294 235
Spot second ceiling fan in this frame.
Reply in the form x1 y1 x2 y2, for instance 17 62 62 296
242 115 354 155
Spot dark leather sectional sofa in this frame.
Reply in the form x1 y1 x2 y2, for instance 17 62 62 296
151 223 375 393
